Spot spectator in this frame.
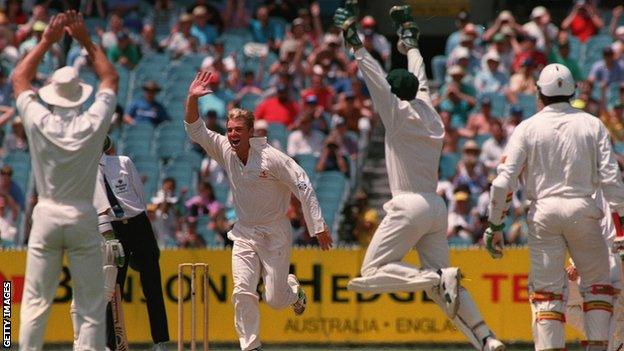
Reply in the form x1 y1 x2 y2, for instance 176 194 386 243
152 177 180 207
249 5 283 52
255 84 299 127
163 13 198 58
330 116 358 161
298 95 329 134
186 0 223 31
351 190 379 247
504 105 524 142
185 181 222 223
3 116 26 154
448 39 480 76
138 24 163 55
522 6 558 52
480 119 508 171
439 80 476 129
445 11 472 55
316 136 349 176
440 110 460 155
358 16 391 69
280 17 313 59
6 0 27 26
145 0 179 36
333 91 370 133
0 36 19 75
252 118 282 150
474 51 509 95
204 109 225 135
198 71 227 119
124 81 170 125
99 13 124 51
461 97 495 138
441 64 476 98
447 190 476 244
485 33 514 73
483 10 524 42
190 5 218 49
453 140 488 198
301 72 334 112
610 6 624 59
511 35 546 73
547 36 583 81
233 69 264 98
107 31 141 68
508 58 538 102
588 47 624 88
19 21 61 66
561 0 603 43
287 115 325 158
0 165 24 210
0 194 18 246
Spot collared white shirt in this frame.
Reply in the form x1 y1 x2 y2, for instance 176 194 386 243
354 47 444 196
185 119 325 237
93 155 146 221
287 129 325 157
489 102 624 224
16 89 116 203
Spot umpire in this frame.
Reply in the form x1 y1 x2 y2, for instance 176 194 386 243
97 136 170 350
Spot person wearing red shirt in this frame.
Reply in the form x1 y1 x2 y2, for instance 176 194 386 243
512 35 546 73
255 84 300 127
301 72 334 111
561 1 604 43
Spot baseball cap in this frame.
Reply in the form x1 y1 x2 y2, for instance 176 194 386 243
492 33 506 43
454 191 470 202
361 15 376 27
32 21 47 32
463 140 481 152
530 6 547 19
193 6 207 16
304 94 318 104
484 51 501 62
254 119 268 130
448 65 465 76
454 47 471 59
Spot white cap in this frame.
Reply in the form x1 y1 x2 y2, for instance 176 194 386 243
531 6 547 19
616 26 624 37
484 51 501 62
499 10 513 21
254 119 268 130
448 65 465 76
536 63 575 97
454 46 470 59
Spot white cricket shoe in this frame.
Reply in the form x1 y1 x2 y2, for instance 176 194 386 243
439 267 460 318
483 336 505 351
153 341 168 351
288 274 306 315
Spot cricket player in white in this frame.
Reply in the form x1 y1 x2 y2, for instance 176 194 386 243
485 63 624 350
184 71 333 351
334 3 504 351
13 11 119 350
566 190 624 351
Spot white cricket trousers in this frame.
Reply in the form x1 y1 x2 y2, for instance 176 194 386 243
528 196 611 350
230 219 299 351
19 199 106 351
356 193 449 291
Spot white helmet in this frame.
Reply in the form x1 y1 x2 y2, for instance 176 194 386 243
536 63 575 97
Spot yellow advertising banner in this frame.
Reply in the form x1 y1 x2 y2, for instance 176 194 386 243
405 0 470 18
1 247 584 344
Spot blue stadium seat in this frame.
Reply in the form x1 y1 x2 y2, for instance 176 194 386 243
239 93 261 111
517 94 537 119
267 123 288 151
294 154 318 180
123 122 155 140
439 152 460 180
212 183 230 205
155 139 186 160
431 55 447 86
485 92 507 118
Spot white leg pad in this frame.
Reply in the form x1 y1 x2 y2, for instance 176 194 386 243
530 293 566 350
348 262 440 294
582 286 615 343
427 286 494 350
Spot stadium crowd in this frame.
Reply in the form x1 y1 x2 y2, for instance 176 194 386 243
0 0 623 250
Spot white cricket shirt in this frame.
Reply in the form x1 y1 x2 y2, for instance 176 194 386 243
16 89 116 203
489 102 624 225
354 48 444 196
185 118 325 236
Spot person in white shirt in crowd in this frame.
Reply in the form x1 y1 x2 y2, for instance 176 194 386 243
475 51 509 95
13 11 118 350
94 136 170 350
522 6 558 52
0 193 18 246
447 190 477 244
484 63 624 351
150 177 182 246
485 33 514 74
252 118 283 150
358 15 391 69
334 3 504 351
480 119 508 172
184 71 333 351
287 114 326 158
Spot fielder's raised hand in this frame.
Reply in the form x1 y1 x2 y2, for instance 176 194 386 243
188 71 214 98
333 4 361 49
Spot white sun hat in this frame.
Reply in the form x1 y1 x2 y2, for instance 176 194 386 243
38 66 93 108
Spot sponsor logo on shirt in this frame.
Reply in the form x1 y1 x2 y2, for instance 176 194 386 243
296 181 309 191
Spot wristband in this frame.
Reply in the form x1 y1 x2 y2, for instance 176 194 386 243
489 222 504 232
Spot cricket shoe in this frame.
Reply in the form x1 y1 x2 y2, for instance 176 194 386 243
153 342 168 351
483 336 505 351
288 274 307 315
439 267 461 318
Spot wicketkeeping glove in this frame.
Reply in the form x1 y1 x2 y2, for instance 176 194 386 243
484 225 504 259
332 7 362 48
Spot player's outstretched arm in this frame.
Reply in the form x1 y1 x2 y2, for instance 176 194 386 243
12 13 66 96
185 71 213 124
65 10 118 93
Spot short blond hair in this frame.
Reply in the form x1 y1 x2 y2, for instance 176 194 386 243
226 108 255 129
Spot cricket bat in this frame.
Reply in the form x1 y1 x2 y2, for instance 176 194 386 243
111 284 129 351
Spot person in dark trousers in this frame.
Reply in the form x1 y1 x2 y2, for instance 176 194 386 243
95 136 170 351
